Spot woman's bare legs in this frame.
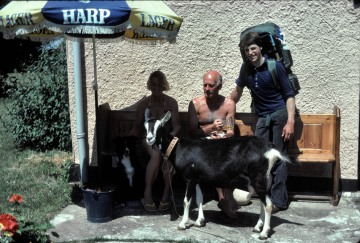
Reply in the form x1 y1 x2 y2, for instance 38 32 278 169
161 159 174 203
143 140 162 205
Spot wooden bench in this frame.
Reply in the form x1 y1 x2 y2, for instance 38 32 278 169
234 106 341 206
99 105 341 206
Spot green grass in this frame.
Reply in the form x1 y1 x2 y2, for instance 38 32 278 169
0 98 73 226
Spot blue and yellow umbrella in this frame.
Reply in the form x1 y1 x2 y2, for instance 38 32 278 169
0 0 183 42
0 0 183 183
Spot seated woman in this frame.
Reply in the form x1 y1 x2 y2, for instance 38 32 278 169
129 70 181 212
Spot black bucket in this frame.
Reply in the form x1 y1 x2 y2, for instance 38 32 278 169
81 185 116 223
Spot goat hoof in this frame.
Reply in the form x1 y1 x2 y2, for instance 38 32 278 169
252 228 261 233
194 220 205 227
177 225 186 230
259 235 268 240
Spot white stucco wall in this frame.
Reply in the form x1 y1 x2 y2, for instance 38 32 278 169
67 1 360 186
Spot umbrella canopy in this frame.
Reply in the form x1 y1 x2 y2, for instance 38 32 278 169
0 0 183 183
0 0 182 42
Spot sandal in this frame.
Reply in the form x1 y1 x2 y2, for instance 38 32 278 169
141 199 157 212
158 201 171 211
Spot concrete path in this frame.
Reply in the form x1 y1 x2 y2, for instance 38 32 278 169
48 192 360 243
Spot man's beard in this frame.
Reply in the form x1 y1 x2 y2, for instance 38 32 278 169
205 90 213 97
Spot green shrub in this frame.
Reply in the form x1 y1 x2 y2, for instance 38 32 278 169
0 38 41 98
1 41 71 151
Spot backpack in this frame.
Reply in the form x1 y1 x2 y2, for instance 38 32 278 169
239 22 300 95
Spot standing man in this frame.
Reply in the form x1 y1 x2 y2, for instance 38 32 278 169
230 32 296 213
188 70 238 218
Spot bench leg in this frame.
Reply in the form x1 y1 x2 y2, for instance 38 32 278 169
331 161 340 206
331 106 341 206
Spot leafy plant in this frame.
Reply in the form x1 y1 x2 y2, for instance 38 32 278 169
0 194 52 243
1 41 71 151
0 38 41 98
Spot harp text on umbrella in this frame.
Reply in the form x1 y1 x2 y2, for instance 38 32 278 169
62 9 110 24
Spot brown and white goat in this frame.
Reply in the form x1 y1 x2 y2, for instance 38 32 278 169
144 111 296 240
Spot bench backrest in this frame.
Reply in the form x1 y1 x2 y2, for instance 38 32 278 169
234 106 340 162
105 111 190 141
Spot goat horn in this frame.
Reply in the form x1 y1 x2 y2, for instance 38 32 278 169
160 111 171 126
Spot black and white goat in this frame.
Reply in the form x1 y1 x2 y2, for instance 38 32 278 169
113 136 135 187
144 110 297 240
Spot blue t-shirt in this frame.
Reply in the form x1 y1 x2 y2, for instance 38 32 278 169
235 57 295 116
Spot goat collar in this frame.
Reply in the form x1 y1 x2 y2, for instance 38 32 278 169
164 137 179 159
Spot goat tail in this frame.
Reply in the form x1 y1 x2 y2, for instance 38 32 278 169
265 148 300 169
265 148 300 190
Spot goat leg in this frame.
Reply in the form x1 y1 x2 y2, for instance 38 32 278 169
178 182 195 230
194 184 205 227
254 195 272 240
253 201 265 233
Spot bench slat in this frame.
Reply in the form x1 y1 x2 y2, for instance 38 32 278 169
295 153 336 163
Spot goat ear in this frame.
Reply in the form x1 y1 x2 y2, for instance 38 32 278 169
144 107 151 122
160 111 171 126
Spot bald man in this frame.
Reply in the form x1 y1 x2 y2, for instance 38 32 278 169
188 70 235 139
188 70 238 218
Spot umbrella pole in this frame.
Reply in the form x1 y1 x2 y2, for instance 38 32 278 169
73 39 88 184
92 35 101 172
